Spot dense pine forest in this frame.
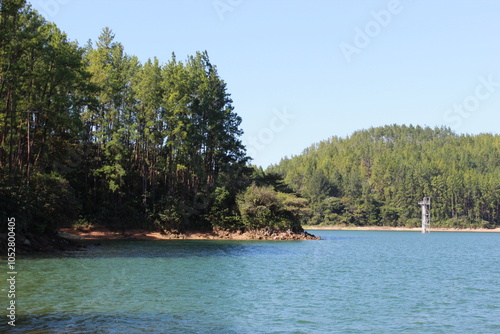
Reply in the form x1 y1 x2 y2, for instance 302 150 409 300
268 125 500 228
1 1 499 239
0 0 307 237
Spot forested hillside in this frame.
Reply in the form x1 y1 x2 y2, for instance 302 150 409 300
0 0 307 236
2 2 498 236
268 125 500 228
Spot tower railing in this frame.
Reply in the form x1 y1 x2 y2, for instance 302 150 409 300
418 197 431 233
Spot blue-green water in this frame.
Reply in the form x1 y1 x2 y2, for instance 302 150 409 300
2 231 499 333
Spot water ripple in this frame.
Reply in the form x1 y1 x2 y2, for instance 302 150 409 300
6 231 499 333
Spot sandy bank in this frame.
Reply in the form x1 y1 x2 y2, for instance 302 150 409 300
59 227 320 241
303 225 500 232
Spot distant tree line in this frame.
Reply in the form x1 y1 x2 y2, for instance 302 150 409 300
0 0 307 234
268 125 500 229
2 2 498 234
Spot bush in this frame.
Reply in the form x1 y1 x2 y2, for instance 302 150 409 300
380 205 401 225
439 217 494 229
237 184 308 232
153 197 184 232
0 173 81 233
403 218 421 228
206 187 241 230
29 173 81 232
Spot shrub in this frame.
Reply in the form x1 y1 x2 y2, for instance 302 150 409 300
206 187 241 230
29 173 81 232
237 184 308 232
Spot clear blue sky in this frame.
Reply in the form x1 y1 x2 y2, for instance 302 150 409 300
29 0 500 168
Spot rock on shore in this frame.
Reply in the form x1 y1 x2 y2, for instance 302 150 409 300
0 230 85 254
59 226 321 241
159 228 320 240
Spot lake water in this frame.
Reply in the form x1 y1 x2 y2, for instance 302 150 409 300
2 230 499 333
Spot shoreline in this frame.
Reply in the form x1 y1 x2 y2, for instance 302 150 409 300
59 227 320 241
303 225 500 232
56 225 500 244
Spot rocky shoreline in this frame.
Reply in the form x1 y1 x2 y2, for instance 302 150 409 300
0 230 86 254
0 227 318 254
59 227 320 241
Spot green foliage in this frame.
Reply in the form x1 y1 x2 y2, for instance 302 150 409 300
269 125 500 228
237 184 308 232
204 186 241 230
29 173 80 231
154 198 185 232
72 217 94 230
9 2 497 236
0 172 79 233
380 205 401 225
0 2 254 234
